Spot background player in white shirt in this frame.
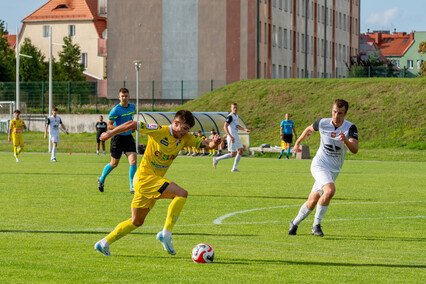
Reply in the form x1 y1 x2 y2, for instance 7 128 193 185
44 107 69 162
288 99 358 236
213 102 250 172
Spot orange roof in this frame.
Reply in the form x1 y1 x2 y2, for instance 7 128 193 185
2 34 17 49
22 0 106 38
363 32 414 56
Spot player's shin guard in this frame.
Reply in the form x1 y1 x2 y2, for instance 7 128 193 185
164 197 187 232
129 165 137 188
105 218 138 245
232 154 241 169
313 205 328 226
286 147 291 158
13 146 18 157
100 163 114 183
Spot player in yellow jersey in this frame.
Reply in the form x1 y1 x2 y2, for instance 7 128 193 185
94 110 221 256
8 110 26 162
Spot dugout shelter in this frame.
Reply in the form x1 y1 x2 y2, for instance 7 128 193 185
138 111 250 153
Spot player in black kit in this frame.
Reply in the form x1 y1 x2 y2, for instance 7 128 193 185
96 115 107 155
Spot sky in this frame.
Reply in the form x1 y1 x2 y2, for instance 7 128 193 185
0 0 425 34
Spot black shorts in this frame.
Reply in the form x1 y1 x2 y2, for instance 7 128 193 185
283 134 293 143
110 134 136 159
96 132 105 143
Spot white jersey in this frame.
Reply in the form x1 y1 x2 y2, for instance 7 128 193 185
47 115 62 136
311 118 358 172
225 112 239 138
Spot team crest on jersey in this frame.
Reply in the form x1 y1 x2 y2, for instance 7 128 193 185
160 139 169 146
146 123 158 130
176 139 181 146
331 132 336 138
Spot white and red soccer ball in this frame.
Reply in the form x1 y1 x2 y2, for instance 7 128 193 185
191 243 214 263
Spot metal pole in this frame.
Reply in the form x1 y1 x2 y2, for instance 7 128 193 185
16 27 19 110
48 26 53 153
95 81 98 114
41 82 44 114
134 60 141 151
68 82 71 113
211 79 213 92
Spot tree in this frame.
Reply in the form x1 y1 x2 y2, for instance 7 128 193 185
0 20 15 81
55 36 85 81
418 42 426 77
19 38 48 82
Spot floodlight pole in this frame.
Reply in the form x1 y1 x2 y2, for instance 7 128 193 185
48 26 53 153
134 60 142 151
16 28 20 110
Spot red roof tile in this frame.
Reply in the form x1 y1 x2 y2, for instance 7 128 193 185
22 0 106 38
3 34 17 49
363 32 414 56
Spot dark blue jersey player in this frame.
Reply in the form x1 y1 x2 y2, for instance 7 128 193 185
98 88 137 194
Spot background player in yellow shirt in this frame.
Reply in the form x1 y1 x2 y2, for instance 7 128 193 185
94 110 221 256
8 110 26 162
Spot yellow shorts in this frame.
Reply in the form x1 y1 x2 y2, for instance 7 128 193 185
131 167 171 209
12 134 24 147
281 140 288 150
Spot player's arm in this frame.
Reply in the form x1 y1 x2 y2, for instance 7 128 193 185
100 120 138 141
237 125 251 133
44 121 49 139
280 126 284 139
8 127 12 142
293 124 315 152
339 125 358 154
22 120 27 130
223 122 232 140
200 134 222 149
292 126 298 140
60 123 69 135
107 119 116 131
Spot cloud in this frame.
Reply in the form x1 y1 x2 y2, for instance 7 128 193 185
365 7 400 28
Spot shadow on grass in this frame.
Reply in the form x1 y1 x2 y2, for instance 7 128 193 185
324 235 426 243
190 194 352 201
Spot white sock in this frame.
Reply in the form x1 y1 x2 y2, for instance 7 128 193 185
97 150 99 154
100 238 109 247
216 153 233 162
162 229 172 238
232 154 241 170
293 203 312 226
51 146 57 159
103 151 106 155
313 205 328 226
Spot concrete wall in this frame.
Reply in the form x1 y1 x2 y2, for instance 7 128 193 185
0 114 109 133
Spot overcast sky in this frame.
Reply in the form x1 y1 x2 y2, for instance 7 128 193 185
1 0 425 34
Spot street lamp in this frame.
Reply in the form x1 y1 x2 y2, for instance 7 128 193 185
134 60 142 151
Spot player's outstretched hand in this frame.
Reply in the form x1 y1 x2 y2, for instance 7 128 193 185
338 131 347 143
100 132 110 141
293 143 302 153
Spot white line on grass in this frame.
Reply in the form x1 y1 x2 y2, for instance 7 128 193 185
213 200 426 224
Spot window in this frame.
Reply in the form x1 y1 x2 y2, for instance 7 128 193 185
297 32 299 52
284 0 288 11
417 60 422 69
259 21 262 43
81 53 88 70
272 25 276 47
278 27 282 48
264 23 267 44
289 30 292 50
407 60 413 69
284 66 288 78
273 0 276 8
272 64 276 78
301 33 305 53
394 60 400 68
43 25 50 38
279 65 282 78
279 0 282 10
68 25 75 37
284 29 288 49
264 63 267 78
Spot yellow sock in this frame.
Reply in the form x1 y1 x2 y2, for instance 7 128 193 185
105 218 138 245
164 197 187 232
17 146 23 154
13 146 18 157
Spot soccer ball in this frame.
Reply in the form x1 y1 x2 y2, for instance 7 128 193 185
191 243 214 263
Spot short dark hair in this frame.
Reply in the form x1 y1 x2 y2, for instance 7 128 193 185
334 99 349 113
174 110 195 128
52 107 58 112
14 109 21 114
119 88 129 94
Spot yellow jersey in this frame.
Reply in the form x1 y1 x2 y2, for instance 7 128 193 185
138 122 203 177
9 119 25 135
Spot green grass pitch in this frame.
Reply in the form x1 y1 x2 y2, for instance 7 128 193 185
0 152 425 283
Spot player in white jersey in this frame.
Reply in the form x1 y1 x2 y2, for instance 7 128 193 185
288 99 358 237
44 107 69 162
213 102 250 172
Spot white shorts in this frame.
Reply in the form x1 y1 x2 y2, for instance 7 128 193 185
310 166 339 196
50 134 60 144
227 135 243 152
